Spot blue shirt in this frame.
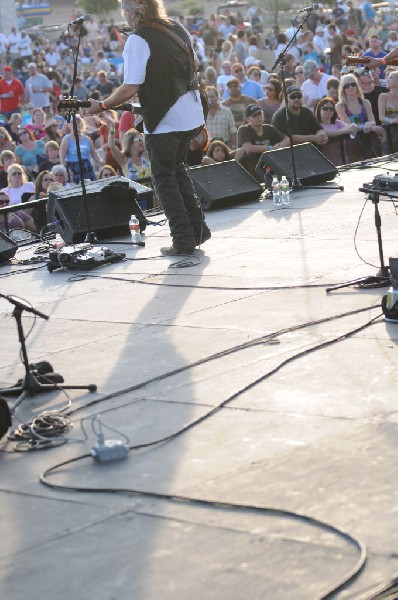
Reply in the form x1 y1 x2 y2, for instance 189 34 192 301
223 79 265 100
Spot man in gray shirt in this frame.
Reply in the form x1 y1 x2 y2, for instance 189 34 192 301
24 62 53 108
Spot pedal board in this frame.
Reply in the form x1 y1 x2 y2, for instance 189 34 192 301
368 174 398 190
47 243 125 272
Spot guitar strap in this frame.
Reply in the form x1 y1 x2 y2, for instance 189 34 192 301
139 20 208 123
140 20 197 80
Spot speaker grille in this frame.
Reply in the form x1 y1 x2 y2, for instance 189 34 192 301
189 161 263 210
0 232 17 263
256 143 338 186
48 177 150 244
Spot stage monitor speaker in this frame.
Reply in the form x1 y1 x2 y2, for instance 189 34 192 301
256 143 338 186
47 176 151 244
189 160 263 210
0 232 17 263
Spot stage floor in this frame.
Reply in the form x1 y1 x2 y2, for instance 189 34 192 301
1 160 398 599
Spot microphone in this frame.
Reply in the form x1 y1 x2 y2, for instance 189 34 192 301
69 14 91 26
301 3 319 11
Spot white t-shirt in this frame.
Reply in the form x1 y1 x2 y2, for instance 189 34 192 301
123 31 204 134
3 182 35 206
301 73 332 111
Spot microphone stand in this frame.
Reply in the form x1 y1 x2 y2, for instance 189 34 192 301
271 10 343 192
65 18 97 243
0 293 96 412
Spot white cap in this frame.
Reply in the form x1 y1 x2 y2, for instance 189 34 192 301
245 56 260 67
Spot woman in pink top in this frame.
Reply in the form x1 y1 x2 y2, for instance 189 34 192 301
315 97 356 166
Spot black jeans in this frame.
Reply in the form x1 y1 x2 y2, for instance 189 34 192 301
145 128 210 252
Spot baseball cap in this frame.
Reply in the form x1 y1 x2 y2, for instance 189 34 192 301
286 85 302 96
3 66 13 72
245 56 260 67
315 26 324 33
27 62 36 69
303 59 318 77
245 104 262 118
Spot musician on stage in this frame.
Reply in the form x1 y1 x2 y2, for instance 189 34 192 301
85 0 211 256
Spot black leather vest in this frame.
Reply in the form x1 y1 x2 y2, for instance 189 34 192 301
135 20 195 133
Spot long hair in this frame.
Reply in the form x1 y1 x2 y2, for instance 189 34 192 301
206 139 233 161
7 163 28 185
35 170 53 196
122 128 143 157
338 74 364 105
119 0 169 25
315 97 338 125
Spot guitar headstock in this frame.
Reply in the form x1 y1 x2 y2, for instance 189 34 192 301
345 55 367 66
57 97 81 116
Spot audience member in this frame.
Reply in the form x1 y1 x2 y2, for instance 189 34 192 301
223 63 265 100
15 127 45 177
272 85 328 146
33 170 54 231
99 165 117 179
217 61 234 98
301 60 332 111
51 164 71 188
202 139 234 165
236 104 288 180
38 140 60 173
0 66 25 120
187 127 210 166
355 66 387 124
0 150 17 188
59 114 102 183
0 127 15 153
222 79 260 129
205 86 237 148
326 78 340 102
24 62 53 108
336 73 383 162
378 70 398 153
259 79 282 124
5 112 23 143
26 108 47 140
0 190 36 234
2 163 35 205
106 126 151 181
363 35 387 79
314 97 356 165
327 25 343 67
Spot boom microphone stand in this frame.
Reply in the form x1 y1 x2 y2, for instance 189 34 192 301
326 187 390 293
271 8 343 192
64 17 97 243
0 293 97 412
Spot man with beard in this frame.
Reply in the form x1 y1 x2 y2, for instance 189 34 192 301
271 85 328 146
222 78 260 129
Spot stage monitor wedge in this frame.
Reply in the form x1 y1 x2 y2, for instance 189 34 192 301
256 143 338 186
0 232 17 263
189 160 263 210
48 176 152 244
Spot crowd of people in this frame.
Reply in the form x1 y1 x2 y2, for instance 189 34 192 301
1 1 398 236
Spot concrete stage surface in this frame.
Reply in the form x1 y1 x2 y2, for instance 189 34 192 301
0 160 397 600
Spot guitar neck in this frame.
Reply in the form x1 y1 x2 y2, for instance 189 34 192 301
57 98 142 114
346 56 398 66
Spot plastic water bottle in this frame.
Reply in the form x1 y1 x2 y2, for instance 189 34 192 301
280 176 291 205
271 175 281 206
350 117 360 139
129 215 141 245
